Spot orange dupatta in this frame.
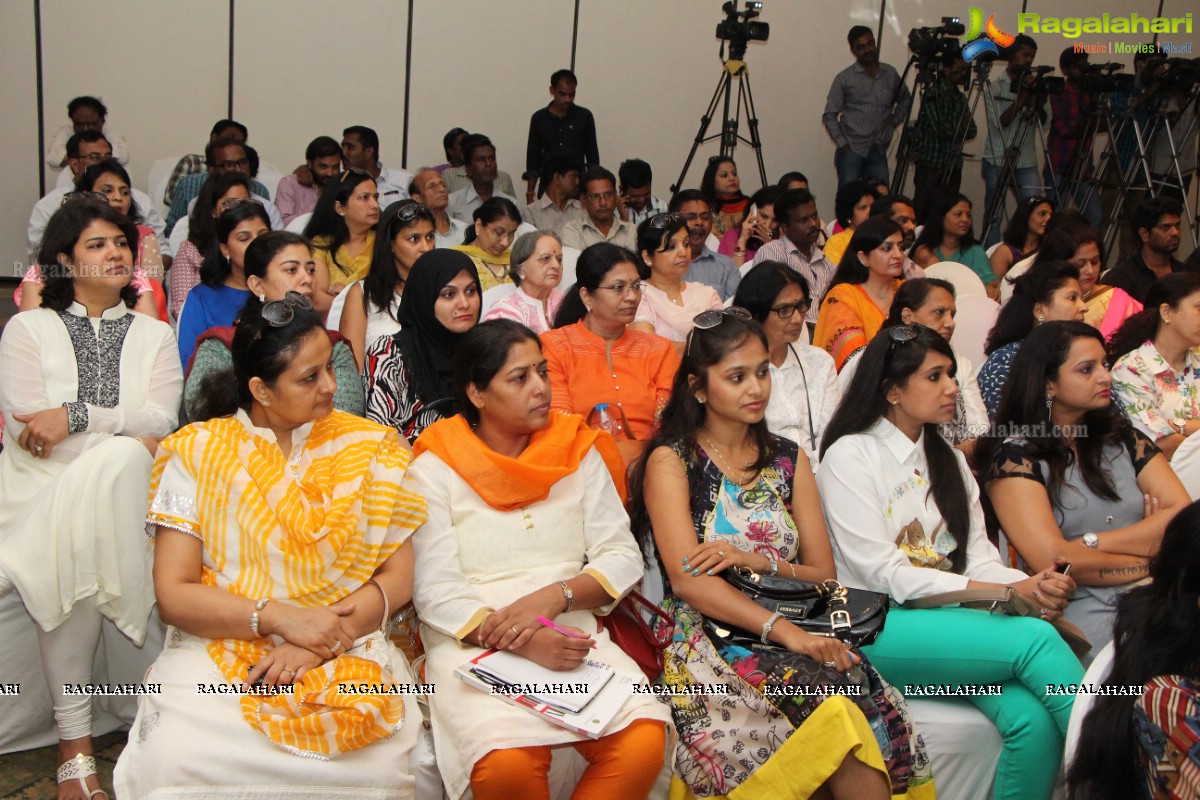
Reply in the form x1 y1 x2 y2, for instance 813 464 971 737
813 282 896 372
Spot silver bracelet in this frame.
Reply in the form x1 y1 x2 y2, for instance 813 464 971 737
760 611 784 644
250 598 270 638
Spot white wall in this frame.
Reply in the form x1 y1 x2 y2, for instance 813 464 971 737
3 0 1195 272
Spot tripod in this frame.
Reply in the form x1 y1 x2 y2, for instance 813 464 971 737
671 55 768 194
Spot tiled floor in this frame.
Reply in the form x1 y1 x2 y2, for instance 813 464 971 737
0 733 127 799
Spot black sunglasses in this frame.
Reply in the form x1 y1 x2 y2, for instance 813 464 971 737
262 291 312 328
686 306 753 356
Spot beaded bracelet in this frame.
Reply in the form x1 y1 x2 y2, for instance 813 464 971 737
250 598 270 638
761 611 784 644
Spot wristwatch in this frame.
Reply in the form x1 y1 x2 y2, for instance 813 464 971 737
1082 532 1099 549
1174 418 1187 436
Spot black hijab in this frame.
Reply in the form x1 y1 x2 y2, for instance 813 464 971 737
394 249 481 407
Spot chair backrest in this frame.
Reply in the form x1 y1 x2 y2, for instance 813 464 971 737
925 261 989 299
1063 641 1115 764
326 283 351 331
999 254 1036 305
147 156 181 223
984 242 1003 258
706 232 721 252
950 295 1000 369
480 283 519 316
560 246 581 290
285 212 313 234
1168 429 1200 501
169 217 191 261
254 161 284 202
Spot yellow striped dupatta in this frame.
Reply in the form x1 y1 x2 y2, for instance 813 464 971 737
147 410 427 759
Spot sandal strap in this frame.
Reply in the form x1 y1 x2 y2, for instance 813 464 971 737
57 752 98 784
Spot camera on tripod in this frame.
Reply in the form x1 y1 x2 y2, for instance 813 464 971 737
1144 56 1200 94
908 18 966 69
716 1 769 59
1012 65 1065 96
1075 62 1135 93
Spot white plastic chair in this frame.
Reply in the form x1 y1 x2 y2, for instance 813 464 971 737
148 156 181 223
560 246 580 289
1168 429 1200 500
255 161 284 202
925 261 989 299
169 217 191 262
1063 641 1116 765
326 285 351 331
480 283 518 316
285 212 312 234
985 242 1003 258
999 254 1036 305
951 295 1001 370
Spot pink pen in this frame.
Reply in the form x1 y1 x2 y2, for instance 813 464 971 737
537 616 598 648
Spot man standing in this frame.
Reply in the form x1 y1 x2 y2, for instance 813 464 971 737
410 168 468 248
45 95 129 168
433 127 467 174
165 137 273 235
1046 49 1102 229
618 158 667 226
823 26 910 188
981 34 1046 248
522 156 585 234
1103 197 1187 303
670 190 740 300
751 189 836 326
910 45 976 218
275 136 342 225
524 69 600 206
561 166 636 251
447 134 519 223
341 125 413 208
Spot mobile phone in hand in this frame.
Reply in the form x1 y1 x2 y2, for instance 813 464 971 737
1054 563 1072 576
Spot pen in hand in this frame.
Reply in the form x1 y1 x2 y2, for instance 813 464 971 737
536 616 598 649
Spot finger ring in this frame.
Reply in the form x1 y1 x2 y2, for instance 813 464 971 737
823 661 837 667
281 669 294 679
511 626 519 635
34 444 44 454
330 641 343 652
718 550 726 557
1040 608 1051 615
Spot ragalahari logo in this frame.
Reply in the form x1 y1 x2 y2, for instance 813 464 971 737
962 7 1016 63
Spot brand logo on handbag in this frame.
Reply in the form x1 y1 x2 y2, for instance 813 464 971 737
778 604 809 618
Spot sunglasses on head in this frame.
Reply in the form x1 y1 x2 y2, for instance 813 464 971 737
261 291 312 328
391 201 430 226
61 190 109 207
647 212 685 230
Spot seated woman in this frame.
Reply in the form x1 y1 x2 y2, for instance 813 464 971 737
452 196 523 292
340 199 436 367
719 185 783 270
816 324 1085 800
821 180 880 267
18 159 164 320
0 200 182 800
979 321 1189 658
114 299 425 798
701 155 748 237
910 192 996 297
407 320 671 800
989 195 1053 279
1065 500 1200 800
883 278 988 453
630 213 721 345
364 249 481 440
184 231 363 422
630 310 931 800
734 261 839 470
813 216 906 372
482 230 565 333
1109 274 1200 459
977 260 1086 416
541 243 680 464
176 201 270 368
169 171 256 321
305 168 380 316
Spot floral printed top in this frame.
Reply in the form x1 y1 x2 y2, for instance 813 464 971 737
1111 340 1200 441
978 340 1022 418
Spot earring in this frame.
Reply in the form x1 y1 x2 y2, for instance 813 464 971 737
1037 314 1046 324
1045 394 1053 413
584 304 593 312
258 294 266 302
696 396 706 404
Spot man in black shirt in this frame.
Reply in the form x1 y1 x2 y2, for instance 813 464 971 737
524 69 599 205
1102 196 1186 303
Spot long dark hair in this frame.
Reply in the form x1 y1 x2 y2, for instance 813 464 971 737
824 216 903 304
189 172 252 252
700 156 745 207
984 260 1080 355
883 278 957 328
77 159 144 225
364 199 435 321
39 200 140 311
636 213 689 278
746 185 785 251
461 196 522 246
734 261 811 322
199 202 272 288
910 192 978 257
553 242 640 328
454 320 542 427
977 321 1127 503
304 169 376 275
191 299 327 421
820 325 971 573
628 314 774 553
1109 273 1200 364
1065 500 1200 800
1002 195 1053 252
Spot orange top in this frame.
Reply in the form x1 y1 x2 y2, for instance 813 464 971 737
540 321 680 442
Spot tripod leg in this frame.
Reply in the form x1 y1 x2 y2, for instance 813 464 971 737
736 71 769 189
671 72 732 194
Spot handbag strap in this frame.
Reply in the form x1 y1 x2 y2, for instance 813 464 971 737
617 590 674 647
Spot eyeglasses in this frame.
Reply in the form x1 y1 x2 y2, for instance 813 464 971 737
60 190 110 207
594 281 644 296
686 306 753 356
769 299 811 319
215 158 250 171
647 212 685 229
261 291 312 328
218 196 263 213
681 211 714 223
75 152 109 164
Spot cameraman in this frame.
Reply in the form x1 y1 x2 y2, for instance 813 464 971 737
981 34 1048 248
1045 48 1103 229
911 43 977 218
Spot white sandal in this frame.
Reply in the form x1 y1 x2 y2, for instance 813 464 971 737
56 753 109 800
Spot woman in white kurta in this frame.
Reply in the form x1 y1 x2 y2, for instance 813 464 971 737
407 319 671 800
0 200 181 800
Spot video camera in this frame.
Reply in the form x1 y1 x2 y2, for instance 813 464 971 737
1012 65 1065 96
716 1 769 59
1075 62 1135 93
1144 56 1200 94
908 18 966 65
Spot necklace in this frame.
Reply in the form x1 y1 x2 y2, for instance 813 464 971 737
701 434 756 487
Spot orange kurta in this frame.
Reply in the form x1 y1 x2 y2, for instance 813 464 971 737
813 282 899 372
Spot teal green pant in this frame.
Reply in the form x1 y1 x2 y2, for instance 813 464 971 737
862 607 1084 800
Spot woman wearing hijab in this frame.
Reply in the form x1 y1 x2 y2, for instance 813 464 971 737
364 249 482 441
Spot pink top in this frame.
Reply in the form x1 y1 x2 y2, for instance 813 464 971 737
481 287 565 335
634 282 723 342
169 239 204 320
717 227 760 263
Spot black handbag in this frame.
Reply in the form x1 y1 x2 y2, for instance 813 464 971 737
707 569 889 648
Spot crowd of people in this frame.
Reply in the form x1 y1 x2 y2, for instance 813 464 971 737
2 33 1199 800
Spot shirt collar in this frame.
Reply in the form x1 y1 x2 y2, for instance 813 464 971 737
870 417 925 467
1140 340 1200 375
66 300 130 320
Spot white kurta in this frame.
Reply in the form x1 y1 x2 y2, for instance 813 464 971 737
0 303 181 640
406 447 672 800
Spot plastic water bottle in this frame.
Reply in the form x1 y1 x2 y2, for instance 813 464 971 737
586 403 634 441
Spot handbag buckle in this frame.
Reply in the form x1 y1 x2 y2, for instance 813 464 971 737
830 609 852 634
735 566 762 584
